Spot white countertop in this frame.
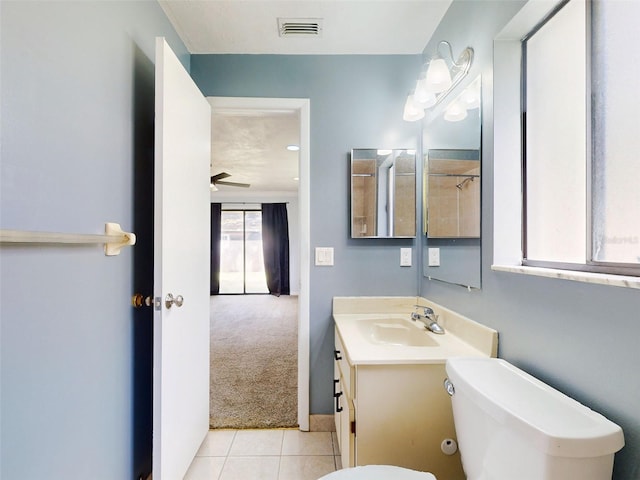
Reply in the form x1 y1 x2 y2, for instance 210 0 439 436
333 296 498 365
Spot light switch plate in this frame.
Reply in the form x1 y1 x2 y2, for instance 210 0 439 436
315 247 334 266
428 247 440 267
400 248 412 267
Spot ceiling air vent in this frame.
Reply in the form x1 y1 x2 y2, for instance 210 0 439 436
278 18 323 37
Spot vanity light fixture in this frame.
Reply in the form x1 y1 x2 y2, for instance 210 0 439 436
403 40 474 122
444 76 481 122
413 72 437 108
287 144 300 151
402 92 426 122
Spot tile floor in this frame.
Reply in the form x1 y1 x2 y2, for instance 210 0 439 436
184 429 343 480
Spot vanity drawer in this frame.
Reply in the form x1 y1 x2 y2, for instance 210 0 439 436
334 328 354 399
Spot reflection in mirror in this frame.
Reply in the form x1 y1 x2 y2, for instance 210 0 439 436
426 149 480 238
351 149 416 238
423 76 481 288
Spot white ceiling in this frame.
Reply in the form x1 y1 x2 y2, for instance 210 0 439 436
210 110 300 194
160 1 452 195
159 0 452 55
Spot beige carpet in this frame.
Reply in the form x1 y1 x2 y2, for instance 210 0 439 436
209 295 298 429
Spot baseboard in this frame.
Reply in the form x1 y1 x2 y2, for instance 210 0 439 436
309 414 336 432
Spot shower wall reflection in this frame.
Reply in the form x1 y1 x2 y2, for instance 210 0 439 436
426 150 480 238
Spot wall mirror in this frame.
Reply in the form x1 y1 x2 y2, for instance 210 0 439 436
351 149 416 238
423 76 482 288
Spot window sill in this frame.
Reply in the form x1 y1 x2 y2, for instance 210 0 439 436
491 264 640 290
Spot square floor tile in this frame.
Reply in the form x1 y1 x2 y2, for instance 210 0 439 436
197 430 237 457
219 456 280 480
229 429 284 456
282 430 334 456
184 456 226 480
278 455 336 480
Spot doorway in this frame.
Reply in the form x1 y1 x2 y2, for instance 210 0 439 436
207 97 311 430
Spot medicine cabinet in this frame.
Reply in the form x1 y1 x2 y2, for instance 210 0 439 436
351 149 416 238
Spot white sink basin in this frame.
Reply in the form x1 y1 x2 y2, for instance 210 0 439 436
357 318 439 347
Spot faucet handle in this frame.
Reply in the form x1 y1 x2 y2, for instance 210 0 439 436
414 304 435 315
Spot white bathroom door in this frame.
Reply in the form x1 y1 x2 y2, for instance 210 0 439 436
153 37 211 480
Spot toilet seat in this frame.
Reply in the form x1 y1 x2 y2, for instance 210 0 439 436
318 465 436 480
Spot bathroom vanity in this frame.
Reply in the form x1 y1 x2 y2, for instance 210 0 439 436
332 296 497 479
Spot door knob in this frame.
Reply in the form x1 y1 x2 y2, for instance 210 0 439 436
165 293 184 309
132 293 154 308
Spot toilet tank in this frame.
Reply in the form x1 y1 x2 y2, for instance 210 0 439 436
445 358 624 480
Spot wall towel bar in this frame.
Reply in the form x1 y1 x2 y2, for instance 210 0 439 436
0 222 136 256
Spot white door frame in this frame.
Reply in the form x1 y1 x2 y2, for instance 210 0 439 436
207 96 311 431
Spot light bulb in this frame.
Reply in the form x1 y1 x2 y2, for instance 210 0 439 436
425 58 452 94
403 94 425 122
414 74 437 108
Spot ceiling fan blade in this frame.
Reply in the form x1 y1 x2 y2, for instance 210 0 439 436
210 172 231 182
216 180 251 188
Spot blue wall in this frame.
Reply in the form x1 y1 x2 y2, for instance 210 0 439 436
0 2 187 478
191 55 423 413
419 2 640 479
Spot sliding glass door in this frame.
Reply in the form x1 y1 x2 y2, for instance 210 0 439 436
219 210 268 294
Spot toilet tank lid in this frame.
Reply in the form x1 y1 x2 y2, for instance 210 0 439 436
446 357 624 458
318 465 436 480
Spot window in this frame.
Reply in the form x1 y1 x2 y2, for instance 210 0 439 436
590 0 640 267
522 0 639 276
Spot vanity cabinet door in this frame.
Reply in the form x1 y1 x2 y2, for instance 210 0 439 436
333 366 355 467
339 393 355 467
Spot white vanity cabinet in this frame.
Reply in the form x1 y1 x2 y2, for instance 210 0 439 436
333 327 466 479
332 296 497 478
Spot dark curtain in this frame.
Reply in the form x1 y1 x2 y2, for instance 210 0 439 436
261 203 290 296
210 203 222 295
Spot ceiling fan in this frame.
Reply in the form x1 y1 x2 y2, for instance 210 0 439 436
210 172 250 189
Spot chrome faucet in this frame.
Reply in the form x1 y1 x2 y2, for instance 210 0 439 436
411 305 445 334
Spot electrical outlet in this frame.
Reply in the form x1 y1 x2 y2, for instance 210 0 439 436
428 247 440 267
315 247 334 266
400 248 412 267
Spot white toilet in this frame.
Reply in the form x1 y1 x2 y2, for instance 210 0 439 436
320 357 624 480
